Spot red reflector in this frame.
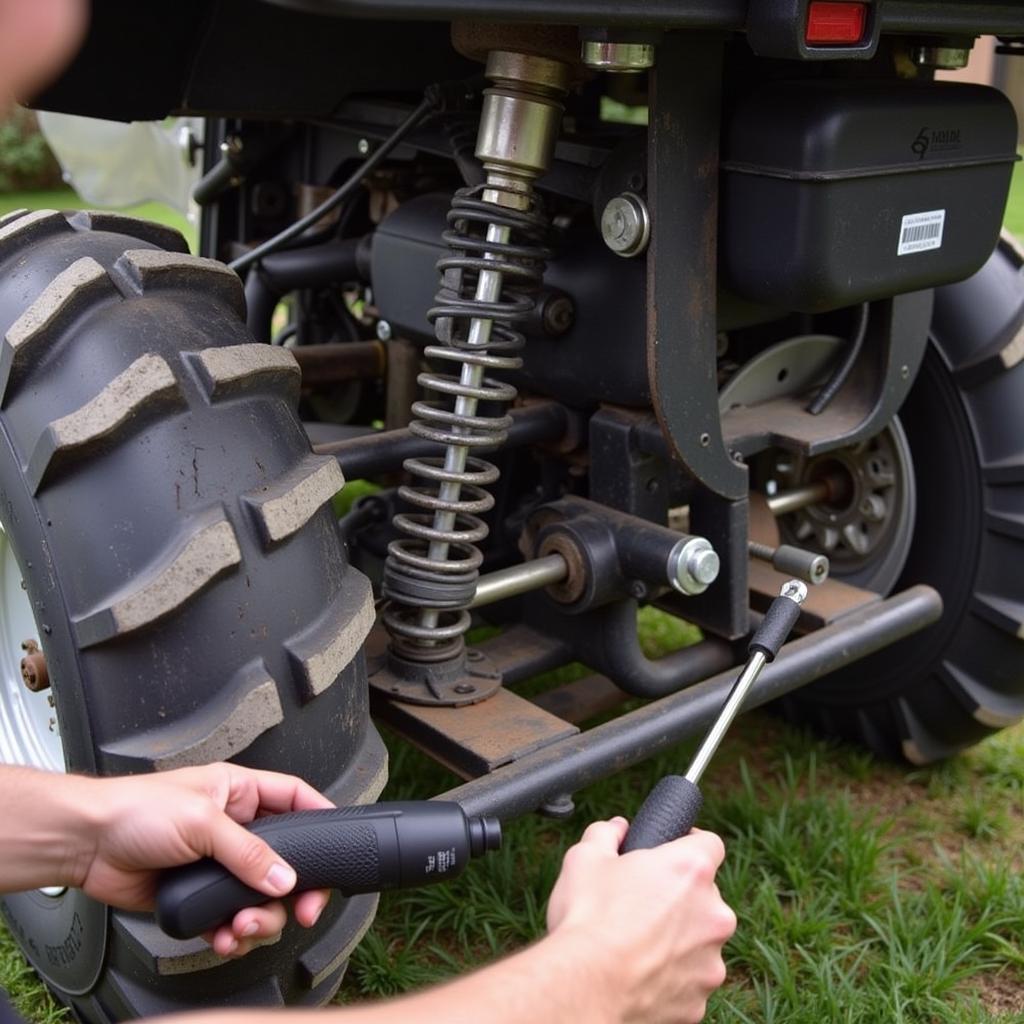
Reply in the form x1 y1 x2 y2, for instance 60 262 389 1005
806 1 866 44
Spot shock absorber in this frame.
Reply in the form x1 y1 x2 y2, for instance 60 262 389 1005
377 51 570 705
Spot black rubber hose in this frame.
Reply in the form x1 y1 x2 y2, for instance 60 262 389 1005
243 237 366 342
807 303 870 415
229 95 435 274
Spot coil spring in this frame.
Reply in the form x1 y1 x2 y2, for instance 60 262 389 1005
382 185 551 658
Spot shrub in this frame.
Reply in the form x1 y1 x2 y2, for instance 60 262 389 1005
0 108 64 192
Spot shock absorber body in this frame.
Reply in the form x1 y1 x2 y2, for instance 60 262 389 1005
377 52 570 703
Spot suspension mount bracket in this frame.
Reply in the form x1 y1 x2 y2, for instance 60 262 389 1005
368 647 503 707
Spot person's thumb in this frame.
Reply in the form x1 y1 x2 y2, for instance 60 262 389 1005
206 813 297 898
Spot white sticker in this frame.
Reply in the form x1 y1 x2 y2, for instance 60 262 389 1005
897 209 945 256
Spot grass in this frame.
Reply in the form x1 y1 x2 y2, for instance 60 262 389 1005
3 162 1024 1021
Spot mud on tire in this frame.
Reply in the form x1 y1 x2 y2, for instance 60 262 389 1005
0 208 386 1021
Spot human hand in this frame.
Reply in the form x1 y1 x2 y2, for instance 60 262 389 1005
546 818 736 1024
0 0 87 102
74 763 333 958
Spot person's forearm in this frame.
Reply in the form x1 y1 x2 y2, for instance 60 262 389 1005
155 930 621 1024
0 766 97 891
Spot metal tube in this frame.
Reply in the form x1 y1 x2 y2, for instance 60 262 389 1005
311 401 569 480
684 650 766 785
766 481 830 517
439 585 942 820
469 554 567 609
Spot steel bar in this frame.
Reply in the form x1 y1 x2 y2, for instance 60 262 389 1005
312 401 568 480
439 584 942 820
469 554 568 609
765 481 830 517
292 341 386 387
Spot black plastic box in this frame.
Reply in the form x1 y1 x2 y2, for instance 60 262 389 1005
721 81 1018 313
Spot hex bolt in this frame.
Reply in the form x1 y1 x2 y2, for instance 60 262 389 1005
601 192 650 258
749 541 829 586
357 138 372 156
668 537 720 596
375 319 393 342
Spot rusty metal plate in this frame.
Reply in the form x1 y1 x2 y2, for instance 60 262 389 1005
748 557 881 631
372 686 579 779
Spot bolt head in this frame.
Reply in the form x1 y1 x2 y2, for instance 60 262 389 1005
376 319 393 341
780 580 809 605
689 548 721 586
601 193 650 258
357 138 371 156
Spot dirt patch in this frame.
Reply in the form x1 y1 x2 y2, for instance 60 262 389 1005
967 967 1024 1017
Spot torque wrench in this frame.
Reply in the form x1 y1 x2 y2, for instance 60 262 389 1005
621 580 807 852
156 801 501 939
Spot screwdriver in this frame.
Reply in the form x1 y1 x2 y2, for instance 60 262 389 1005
621 579 808 852
158 581 807 937
157 801 501 939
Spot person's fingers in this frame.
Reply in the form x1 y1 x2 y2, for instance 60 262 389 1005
0 0 87 101
230 902 288 943
221 765 334 822
205 811 297 899
293 889 330 928
577 818 628 854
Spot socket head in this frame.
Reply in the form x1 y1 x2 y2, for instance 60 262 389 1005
780 579 808 605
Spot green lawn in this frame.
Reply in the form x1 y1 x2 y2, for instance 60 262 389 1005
1 165 1024 1022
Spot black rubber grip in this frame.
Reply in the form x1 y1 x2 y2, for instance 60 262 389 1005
748 594 802 661
621 776 703 853
156 801 494 940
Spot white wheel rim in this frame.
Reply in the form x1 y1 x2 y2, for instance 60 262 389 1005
0 522 65 773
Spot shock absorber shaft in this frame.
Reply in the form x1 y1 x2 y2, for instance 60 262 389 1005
420 221 512 632
381 51 570 673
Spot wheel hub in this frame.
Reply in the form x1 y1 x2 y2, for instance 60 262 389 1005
721 333 917 593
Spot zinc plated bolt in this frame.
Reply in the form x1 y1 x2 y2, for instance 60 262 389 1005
357 138 372 156
376 319 393 341
601 192 650 258
668 536 720 596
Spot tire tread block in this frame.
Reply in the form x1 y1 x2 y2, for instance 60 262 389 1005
285 571 375 700
0 209 68 261
0 255 112 405
115 250 244 318
76 514 242 648
66 210 189 254
243 454 345 547
192 344 300 404
939 658 1024 728
100 660 284 771
972 592 1024 641
28 353 183 492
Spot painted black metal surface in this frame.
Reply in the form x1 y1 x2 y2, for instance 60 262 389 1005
440 585 942 820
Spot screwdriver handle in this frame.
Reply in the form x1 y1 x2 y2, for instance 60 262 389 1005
620 776 703 853
620 582 807 854
156 801 500 940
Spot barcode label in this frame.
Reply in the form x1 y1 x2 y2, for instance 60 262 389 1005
897 209 945 256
